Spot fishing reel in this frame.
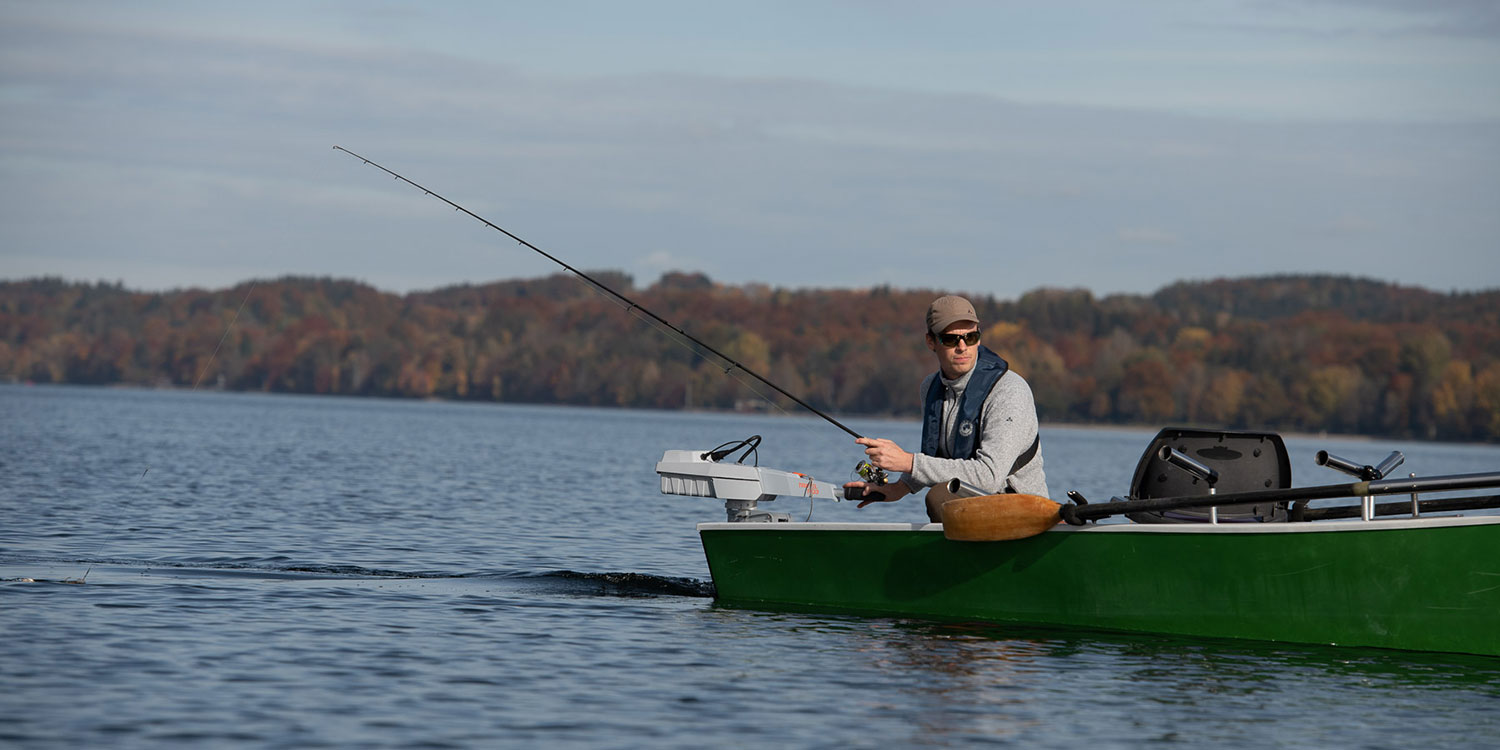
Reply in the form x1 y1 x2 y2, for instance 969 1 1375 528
856 460 889 486
843 460 892 502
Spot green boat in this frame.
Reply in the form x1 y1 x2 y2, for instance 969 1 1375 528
345 150 1500 656
340 149 1500 656
659 429 1500 657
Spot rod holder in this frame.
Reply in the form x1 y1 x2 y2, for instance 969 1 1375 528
1373 451 1405 480
943 477 989 499
1316 450 1372 480
1159 446 1220 524
1317 450 1405 482
1159 446 1220 487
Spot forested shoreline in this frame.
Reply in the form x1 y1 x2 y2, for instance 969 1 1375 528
3 273 1497 442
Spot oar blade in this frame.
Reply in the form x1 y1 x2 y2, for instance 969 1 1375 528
940 493 1062 541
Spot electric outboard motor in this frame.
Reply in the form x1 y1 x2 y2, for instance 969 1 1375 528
655 444 842 523
1126 428 1291 523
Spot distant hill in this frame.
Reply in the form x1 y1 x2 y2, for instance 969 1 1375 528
2 273 1496 442
1151 275 1496 325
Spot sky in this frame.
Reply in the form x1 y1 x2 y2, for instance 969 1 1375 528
2 0 1498 299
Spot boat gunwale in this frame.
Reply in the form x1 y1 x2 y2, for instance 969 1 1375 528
697 514 1500 535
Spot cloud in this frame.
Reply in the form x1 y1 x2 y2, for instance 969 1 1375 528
1 8 1496 299
1311 0 1500 39
1212 0 1500 40
1117 227 1181 246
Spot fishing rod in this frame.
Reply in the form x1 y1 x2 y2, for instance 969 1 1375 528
333 146 887 482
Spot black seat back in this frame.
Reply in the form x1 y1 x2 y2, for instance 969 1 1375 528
1126 428 1291 523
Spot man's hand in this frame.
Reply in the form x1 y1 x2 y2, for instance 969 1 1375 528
856 437 915 474
842 479 913 508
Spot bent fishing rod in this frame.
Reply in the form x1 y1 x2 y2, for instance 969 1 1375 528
333 146 886 480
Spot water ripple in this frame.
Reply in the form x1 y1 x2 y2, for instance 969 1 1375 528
4 386 1499 749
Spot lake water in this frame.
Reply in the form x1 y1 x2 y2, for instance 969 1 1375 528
4 384 1499 748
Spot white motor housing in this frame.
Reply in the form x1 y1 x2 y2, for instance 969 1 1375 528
655 449 842 522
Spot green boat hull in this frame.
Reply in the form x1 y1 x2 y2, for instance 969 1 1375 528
699 516 1500 656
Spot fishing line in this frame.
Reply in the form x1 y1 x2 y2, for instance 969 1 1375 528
333 146 886 483
138 281 258 481
191 281 258 390
547 259 862 489
74 282 261 585
586 280 819 429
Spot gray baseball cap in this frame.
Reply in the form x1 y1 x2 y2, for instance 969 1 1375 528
926 295 979 334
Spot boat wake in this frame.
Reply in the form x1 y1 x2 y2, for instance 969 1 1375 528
0 555 715 598
0 555 454 581
509 570 716 598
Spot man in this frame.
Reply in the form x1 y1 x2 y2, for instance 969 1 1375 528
844 295 1049 521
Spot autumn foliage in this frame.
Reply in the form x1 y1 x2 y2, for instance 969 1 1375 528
2 273 1497 442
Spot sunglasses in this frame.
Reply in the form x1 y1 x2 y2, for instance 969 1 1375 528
935 330 981 348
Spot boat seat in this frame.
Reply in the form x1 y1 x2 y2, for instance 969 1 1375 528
1126 428 1291 523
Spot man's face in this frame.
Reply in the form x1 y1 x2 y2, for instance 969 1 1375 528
926 320 981 380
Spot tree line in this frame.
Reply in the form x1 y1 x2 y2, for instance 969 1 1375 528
2 273 1497 442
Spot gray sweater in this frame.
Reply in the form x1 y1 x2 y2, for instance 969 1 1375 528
900 367 1050 498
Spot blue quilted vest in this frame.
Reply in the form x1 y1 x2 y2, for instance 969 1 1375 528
920 346 1007 459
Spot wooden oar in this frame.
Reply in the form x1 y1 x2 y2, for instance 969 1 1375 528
939 470 1500 542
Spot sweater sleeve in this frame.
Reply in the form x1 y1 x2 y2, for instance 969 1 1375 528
895 372 937 494
907 370 1048 497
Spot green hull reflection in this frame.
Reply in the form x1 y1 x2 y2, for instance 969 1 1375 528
699 517 1500 656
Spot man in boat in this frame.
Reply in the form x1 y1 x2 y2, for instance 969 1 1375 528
844 295 1049 521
